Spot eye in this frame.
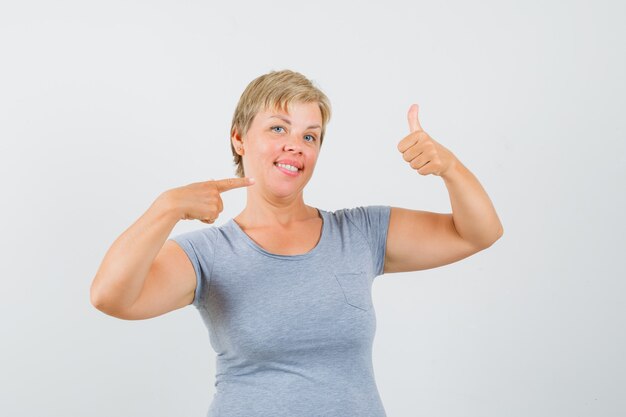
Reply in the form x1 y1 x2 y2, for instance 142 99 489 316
271 126 285 133
304 134 316 142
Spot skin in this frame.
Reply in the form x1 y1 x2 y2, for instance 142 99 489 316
90 100 503 320
231 101 324 229
384 104 503 273
89 177 253 319
229 100 503 268
89 102 325 319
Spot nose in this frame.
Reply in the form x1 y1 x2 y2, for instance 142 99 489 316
283 134 303 153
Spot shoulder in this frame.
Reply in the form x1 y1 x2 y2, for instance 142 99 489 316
328 205 391 224
323 206 391 237
170 223 224 249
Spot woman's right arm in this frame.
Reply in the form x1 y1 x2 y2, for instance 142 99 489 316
89 177 254 320
89 192 192 320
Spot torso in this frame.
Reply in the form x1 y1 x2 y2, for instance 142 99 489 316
233 209 323 256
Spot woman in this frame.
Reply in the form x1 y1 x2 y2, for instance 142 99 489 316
90 69 503 416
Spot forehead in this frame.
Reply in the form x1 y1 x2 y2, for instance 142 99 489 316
256 101 322 121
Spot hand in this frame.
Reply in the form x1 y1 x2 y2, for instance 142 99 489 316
397 104 456 177
162 177 255 223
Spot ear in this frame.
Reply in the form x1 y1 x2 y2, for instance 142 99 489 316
231 128 244 156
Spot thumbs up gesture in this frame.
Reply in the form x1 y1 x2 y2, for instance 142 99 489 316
397 104 456 177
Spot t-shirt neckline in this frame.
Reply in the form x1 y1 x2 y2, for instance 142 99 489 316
227 208 327 260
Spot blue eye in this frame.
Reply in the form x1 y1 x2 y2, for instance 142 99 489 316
271 126 316 142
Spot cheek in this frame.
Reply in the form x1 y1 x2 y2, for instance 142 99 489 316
306 153 320 168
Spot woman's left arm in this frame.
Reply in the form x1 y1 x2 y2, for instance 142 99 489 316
383 104 503 274
439 156 503 247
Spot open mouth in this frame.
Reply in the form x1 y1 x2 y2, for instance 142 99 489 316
274 162 301 176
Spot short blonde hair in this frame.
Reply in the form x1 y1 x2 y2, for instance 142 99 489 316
230 69 332 178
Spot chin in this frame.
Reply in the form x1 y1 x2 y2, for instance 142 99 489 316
270 178 310 196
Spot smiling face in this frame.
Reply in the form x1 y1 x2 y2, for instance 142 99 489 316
232 101 323 199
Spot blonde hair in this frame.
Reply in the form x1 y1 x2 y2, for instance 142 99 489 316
230 69 332 178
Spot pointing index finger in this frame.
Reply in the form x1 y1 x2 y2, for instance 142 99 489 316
215 177 255 193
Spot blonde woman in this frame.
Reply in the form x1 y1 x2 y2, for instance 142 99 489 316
90 69 503 416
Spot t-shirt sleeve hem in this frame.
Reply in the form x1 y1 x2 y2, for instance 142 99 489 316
169 237 203 307
377 205 392 277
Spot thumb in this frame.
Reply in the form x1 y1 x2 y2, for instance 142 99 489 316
407 103 424 133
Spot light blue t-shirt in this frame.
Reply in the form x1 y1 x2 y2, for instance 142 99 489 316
170 205 391 417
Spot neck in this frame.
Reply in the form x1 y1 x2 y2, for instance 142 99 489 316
236 188 317 228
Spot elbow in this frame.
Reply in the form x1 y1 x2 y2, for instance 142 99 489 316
90 296 135 320
485 224 504 248
90 288 111 315
89 282 132 320
473 225 504 251
90 281 103 310
90 275 112 312
492 223 504 242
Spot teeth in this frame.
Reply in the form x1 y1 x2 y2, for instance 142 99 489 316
276 163 299 172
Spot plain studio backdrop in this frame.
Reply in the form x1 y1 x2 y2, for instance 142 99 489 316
1 0 624 416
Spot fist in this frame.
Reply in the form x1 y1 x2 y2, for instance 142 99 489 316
397 104 456 177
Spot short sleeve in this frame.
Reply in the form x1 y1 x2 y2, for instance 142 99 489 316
343 205 392 277
169 227 218 308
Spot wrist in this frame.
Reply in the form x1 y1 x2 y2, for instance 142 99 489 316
440 155 463 182
153 191 184 222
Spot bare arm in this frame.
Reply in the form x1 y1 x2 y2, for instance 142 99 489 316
89 194 184 317
384 104 503 273
89 177 255 320
441 158 502 247
384 159 503 274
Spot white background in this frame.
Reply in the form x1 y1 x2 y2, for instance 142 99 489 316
1 0 625 416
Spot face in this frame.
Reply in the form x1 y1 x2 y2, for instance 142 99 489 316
233 101 323 199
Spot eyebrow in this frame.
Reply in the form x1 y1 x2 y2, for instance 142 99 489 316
268 115 321 130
